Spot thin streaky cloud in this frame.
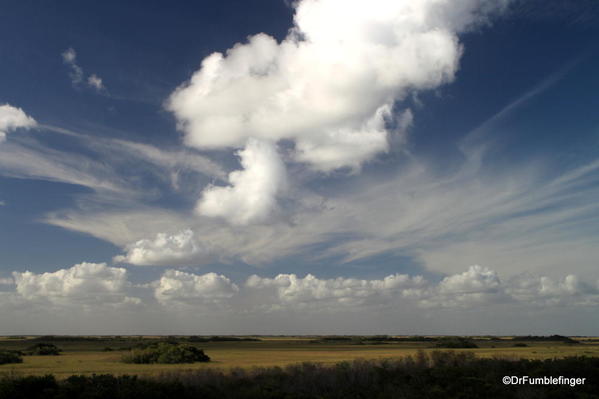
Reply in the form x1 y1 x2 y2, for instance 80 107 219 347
460 53 587 151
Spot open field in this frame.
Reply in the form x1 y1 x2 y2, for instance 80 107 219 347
2 336 599 378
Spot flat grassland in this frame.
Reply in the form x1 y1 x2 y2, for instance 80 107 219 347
1 336 598 378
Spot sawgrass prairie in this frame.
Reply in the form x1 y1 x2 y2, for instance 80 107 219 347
2 336 598 378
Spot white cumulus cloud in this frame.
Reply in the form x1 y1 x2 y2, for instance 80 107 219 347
507 274 599 306
114 229 212 266
168 0 510 173
12 262 140 306
196 138 287 225
416 265 507 308
155 270 239 306
0 104 37 143
246 272 427 309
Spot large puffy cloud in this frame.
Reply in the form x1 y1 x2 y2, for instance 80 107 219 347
12 262 140 307
168 0 509 171
0 104 36 143
196 138 287 225
154 270 239 306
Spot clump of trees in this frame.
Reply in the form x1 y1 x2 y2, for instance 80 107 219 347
512 335 579 344
0 350 22 365
434 337 478 348
122 343 210 364
26 343 61 356
186 336 260 343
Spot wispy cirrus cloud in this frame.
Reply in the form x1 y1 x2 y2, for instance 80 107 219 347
103 149 599 280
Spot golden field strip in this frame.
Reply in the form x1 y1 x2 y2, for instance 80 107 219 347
2 336 599 378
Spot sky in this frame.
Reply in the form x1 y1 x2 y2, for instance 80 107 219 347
1 0 599 335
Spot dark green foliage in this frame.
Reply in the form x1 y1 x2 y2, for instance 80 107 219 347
2 353 599 399
0 375 57 399
321 336 353 341
435 337 478 348
0 350 23 365
186 336 261 342
121 343 210 364
26 343 61 356
512 335 579 344
314 335 438 345
30 336 102 342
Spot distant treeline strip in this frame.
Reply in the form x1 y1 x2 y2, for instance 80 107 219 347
26 336 261 343
1 351 598 399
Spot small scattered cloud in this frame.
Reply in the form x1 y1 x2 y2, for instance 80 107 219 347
0 104 37 143
61 48 106 92
87 74 105 91
61 48 83 84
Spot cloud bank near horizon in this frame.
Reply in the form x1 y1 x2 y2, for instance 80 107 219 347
1 262 598 334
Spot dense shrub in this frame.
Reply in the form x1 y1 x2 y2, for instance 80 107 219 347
435 337 478 348
186 336 260 343
26 343 61 356
0 350 23 365
30 336 101 342
122 343 210 364
513 335 579 344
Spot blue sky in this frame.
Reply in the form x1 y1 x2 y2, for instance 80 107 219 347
1 0 599 335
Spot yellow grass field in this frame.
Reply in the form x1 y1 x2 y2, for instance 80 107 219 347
2 337 599 378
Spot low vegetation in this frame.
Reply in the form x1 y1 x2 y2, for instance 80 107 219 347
435 336 478 348
121 342 210 364
186 336 260 343
1 351 598 398
512 335 579 344
0 351 22 365
0 334 595 378
25 343 61 356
